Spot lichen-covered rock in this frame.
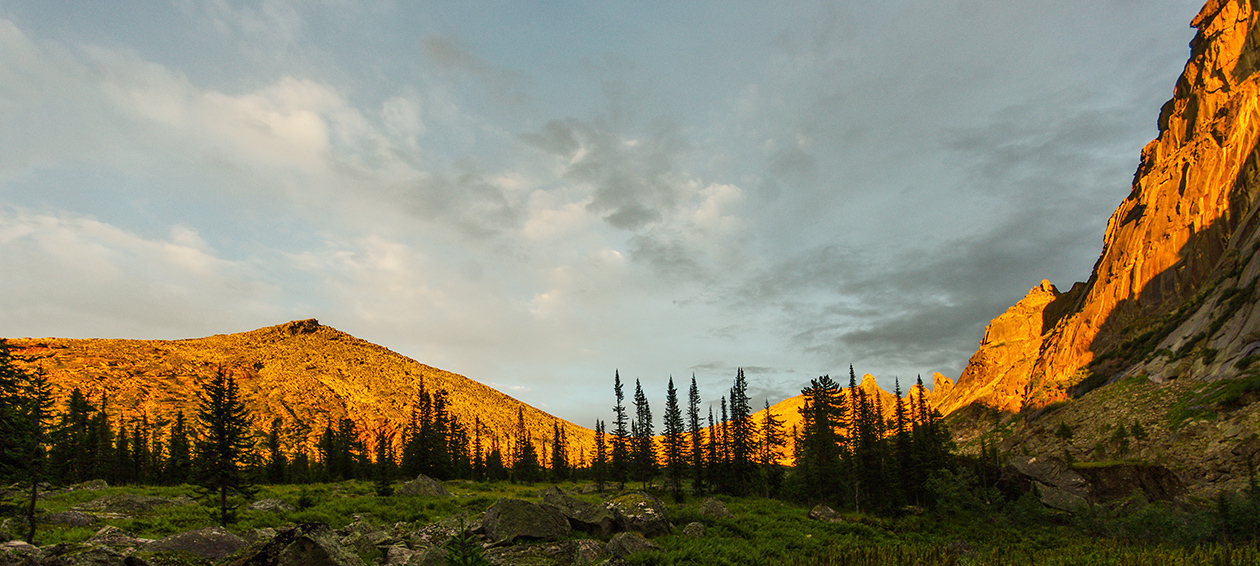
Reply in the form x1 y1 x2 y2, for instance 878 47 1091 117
698 498 732 519
248 499 295 513
538 486 615 535
42 511 97 527
481 499 571 545
605 532 659 559
808 504 841 522
39 544 135 566
604 492 669 537
86 526 149 549
487 539 604 566
396 475 452 498
224 523 366 566
77 494 189 515
1004 455 1090 511
148 527 247 562
682 522 705 538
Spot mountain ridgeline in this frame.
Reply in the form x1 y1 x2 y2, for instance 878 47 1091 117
5 319 596 469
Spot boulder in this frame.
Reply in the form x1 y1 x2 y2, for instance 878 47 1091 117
67 480 109 492
480 498 571 545
395 475 452 498
77 494 189 514
39 544 135 566
808 504 841 522
487 539 604 566
538 486 616 535
682 522 705 538
42 511 97 527
1004 455 1090 511
248 499 295 513
604 492 670 537
87 526 149 549
605 532 659 559
148 527 247 562
699 497 732 519
224 523 366 566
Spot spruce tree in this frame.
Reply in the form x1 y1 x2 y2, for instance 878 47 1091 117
727 369 755 495
18 368 53 544
0 340 26 482
192 369 257 526
550 421 569 482
758 399 785 497
593 419 607 491
687 376 704 495
632 379 655 489
662 377 686 500
166 411 192 484
48 388 94 484
512 408 540 482
611 371 629 488
265 417 287 484
794 375 846 505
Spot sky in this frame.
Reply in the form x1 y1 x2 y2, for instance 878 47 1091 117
0 0 1204 429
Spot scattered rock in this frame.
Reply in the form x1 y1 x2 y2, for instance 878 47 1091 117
87 526 149 548
808 504 842 522
605 532 659 559
1004 456 1090 511
41 511 97 527
67 480 109 492
148 527 247 562
488 539 604 566
395 475 452 498
481 498 571 545
682 522 705 538
40 544 136 566
538 486 616 535
77 494 189 514
248 499 294 512
699 497 732 519
224 523 366 566
605 492 670 537
240 528 277 546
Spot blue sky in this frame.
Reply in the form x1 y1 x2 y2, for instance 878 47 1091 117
0 0 1203 428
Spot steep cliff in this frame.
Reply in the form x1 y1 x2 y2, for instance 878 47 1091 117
947 0 1260 414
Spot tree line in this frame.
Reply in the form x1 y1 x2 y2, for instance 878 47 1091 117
2 338 960 526
586 366 954 511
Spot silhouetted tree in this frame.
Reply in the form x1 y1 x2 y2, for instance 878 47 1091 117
265 418 287 484
793 375 846 505
512 408 540 483
550 421 569 482
758 399 785 497
192 369 257 526
687 376 704 495
593 419 607 491
611 371 629 489
663 376 686 501
631 379 655 488
165 411 192 484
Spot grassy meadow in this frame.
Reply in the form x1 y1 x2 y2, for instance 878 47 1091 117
9 479 1259 566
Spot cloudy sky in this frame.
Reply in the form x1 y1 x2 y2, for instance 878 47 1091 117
0 0 1203 428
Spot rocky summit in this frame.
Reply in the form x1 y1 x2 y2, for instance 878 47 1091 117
3 319 594 462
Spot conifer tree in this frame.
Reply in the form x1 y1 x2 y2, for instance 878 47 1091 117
0 340 26 482
662 376 686 500
48 388 94 484
17 368 53 544
631 379 655 489
687 376 704 495
265 417 287 484
758 399 785 497
192 369 257 526
550 421 569 482
372 423 396 495
794 375 846 505
611 371 629 488
166 411 192 484
593 419 607 491
512 408 540 482
472 417 485 481
727 369 755 495
705 407 718 491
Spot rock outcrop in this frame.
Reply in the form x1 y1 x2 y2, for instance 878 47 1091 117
946 0 1260 413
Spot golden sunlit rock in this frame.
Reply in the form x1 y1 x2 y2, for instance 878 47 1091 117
6 319 594 463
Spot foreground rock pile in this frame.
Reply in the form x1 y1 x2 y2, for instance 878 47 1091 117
0 483 688 566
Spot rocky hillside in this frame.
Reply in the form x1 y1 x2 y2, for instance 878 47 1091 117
945 0 1260 413
4 319 595 463
932 0 1260 499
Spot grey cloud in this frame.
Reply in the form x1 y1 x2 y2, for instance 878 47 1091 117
521 111 692 232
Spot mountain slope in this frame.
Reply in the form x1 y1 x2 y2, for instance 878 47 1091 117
5 319 595 464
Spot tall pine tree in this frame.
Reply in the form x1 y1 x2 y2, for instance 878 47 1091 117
192 369 257 526
662 377 686 501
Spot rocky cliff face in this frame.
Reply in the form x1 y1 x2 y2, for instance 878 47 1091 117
946 0 1260 414
5 319 594 462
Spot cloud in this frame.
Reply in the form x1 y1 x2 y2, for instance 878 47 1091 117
0 208 283 338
